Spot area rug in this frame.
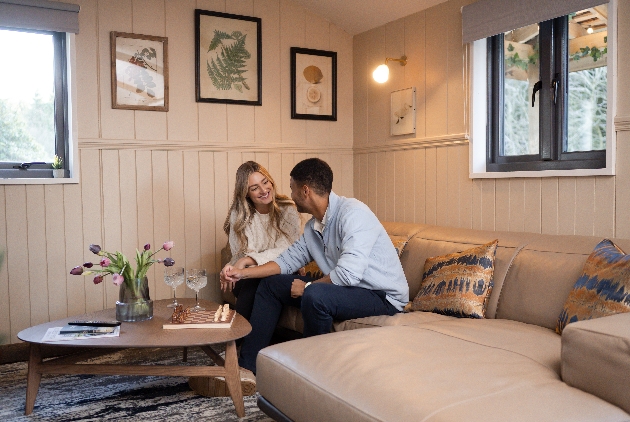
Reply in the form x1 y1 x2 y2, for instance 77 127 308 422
0 347 272 421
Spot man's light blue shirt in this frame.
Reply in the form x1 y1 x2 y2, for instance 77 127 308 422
274 192 409 311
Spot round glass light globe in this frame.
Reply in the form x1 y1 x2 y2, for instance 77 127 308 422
373 64 389 83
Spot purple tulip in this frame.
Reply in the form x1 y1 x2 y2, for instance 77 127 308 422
112 274 124 286
70 266 83 275
144 243 151 251
89 244 101 254
93 275 104 285
100 257 111 267
83 262 93 268
163 257 175 267
163 241 174 251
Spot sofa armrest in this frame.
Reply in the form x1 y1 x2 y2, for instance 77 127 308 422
561 312 630 414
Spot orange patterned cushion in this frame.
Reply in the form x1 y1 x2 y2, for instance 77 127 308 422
389 235 409 257
556 239 630 334
303 260 324 279
411 240 498 319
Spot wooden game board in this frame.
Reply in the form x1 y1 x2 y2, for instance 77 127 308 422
163 309 236 329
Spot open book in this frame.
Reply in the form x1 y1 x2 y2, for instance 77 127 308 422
163 305 236 329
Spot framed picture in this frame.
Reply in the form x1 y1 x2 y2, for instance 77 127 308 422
391 87 416 135
290 47 337 121
195 9 262 105
110 32 168 111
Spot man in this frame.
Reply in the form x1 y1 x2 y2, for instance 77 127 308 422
222 158 409 373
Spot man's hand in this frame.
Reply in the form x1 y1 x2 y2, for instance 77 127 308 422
291 279 308 298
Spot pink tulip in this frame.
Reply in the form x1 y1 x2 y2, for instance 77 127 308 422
100 257 111 267
163 241 174 251
93 275 104 285
112 274 124 286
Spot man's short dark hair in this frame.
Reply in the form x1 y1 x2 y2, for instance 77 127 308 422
290 158 333 196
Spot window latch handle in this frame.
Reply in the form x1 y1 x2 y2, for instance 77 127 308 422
531 81 542 107
551 75 559 105
12 162 46 170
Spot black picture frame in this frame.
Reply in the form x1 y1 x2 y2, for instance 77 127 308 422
195 9 262 105
290 47 337 121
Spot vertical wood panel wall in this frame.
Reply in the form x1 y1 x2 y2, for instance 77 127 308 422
0 0 353 344
353 0 630 245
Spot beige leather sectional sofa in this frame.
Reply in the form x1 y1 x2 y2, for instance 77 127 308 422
253 222 630 422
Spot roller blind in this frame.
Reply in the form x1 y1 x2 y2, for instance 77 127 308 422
462 0 608 44
0 0 80 33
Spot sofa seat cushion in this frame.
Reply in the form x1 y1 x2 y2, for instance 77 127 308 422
257 324 629 422
333 310 454 331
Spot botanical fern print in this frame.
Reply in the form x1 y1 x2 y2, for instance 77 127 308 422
206 30 251 92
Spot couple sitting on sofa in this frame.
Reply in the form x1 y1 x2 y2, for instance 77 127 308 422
220 157 408 374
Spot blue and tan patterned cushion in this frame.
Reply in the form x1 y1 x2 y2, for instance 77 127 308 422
389 235 409 258
556 239 630 334
303 260 324 279
411 240 498 319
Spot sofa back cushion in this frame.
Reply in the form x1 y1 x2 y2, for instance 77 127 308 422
400 226 530 319
496 235 630 330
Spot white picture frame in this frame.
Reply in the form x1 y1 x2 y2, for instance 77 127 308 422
391 87 416 135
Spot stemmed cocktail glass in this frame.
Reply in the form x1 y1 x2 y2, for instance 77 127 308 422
164 267 185 308
186 268 207 312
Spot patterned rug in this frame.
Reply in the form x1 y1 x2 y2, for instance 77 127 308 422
0 347 273 421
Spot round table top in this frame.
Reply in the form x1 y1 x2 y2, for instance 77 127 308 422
18 299 251 348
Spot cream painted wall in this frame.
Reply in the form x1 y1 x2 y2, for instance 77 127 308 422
0 0 353 344
353 0 630 238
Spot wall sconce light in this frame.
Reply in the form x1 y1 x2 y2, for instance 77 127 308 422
373 55 407 83
586 26 594 34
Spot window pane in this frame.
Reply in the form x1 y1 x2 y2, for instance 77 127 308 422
0 29 56 163
503 24 539 156
567 6 607 152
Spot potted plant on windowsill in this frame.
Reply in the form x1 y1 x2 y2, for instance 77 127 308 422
52 155 64 178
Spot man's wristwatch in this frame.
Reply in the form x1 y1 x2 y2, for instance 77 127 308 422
304 282 312 289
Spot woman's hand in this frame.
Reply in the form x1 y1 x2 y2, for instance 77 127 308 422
220 264 238 292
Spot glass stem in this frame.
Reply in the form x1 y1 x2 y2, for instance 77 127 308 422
195 291 199 307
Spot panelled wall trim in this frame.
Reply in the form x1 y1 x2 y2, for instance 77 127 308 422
615 116 630 132
78 139 354 154
353 133 469 154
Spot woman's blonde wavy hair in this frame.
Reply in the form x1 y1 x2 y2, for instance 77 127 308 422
223 161 295 257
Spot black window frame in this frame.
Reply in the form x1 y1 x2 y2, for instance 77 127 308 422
486 16 606 172
0 27 69 179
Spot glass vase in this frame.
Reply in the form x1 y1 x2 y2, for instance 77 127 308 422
116 276 153 322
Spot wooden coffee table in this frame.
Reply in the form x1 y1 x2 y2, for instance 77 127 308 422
17 298 251 417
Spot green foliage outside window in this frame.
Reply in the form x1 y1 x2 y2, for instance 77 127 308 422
0 98 50 162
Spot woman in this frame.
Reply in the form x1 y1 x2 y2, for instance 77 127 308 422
220 161 301 321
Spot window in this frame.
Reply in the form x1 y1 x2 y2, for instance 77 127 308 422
0 28 68 178
0 0 79 181
487 5 608 172
463 0 615 178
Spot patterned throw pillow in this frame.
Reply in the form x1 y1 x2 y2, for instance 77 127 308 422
556 239 630 334
303 260 324 279
389 235 409 258
411 240 498 319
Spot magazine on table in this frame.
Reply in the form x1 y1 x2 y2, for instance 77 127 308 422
42 325 120 342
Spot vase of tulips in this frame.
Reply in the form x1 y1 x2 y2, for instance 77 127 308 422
71 241 175 322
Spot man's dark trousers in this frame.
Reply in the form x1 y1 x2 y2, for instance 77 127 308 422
238 274 399 373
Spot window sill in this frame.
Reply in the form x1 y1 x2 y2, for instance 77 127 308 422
470 167 614 179
0 177 79 185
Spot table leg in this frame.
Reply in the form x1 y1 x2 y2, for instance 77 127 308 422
25 343 43 415
224 340 245 418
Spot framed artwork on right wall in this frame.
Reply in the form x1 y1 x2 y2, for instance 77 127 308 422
290 47 337 121
391 87 416 135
